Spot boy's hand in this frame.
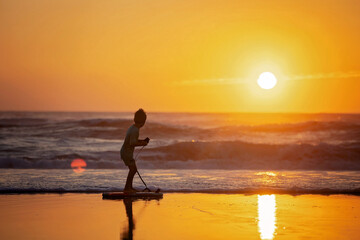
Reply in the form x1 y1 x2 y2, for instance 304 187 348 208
145 137 150 143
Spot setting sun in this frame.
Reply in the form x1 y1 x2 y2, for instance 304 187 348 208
257 72 278 90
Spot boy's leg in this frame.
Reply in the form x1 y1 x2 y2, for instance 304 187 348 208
124 160 137 191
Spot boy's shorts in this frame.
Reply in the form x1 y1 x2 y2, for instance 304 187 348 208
122 157 136 167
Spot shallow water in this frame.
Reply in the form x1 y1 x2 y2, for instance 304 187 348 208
1 169 359 194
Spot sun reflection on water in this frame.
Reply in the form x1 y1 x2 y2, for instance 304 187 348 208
255 171 277 177
258 194 277 239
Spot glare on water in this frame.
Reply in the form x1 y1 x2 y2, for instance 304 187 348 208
258 194 277 239
71 159 87 173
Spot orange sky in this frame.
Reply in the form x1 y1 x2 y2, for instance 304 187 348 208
0 0 359 112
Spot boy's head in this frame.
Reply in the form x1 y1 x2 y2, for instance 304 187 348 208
134 108 147 127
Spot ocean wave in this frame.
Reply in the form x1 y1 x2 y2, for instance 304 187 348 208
239 121 360 133
11 118 202 140
141 141 360 170
63 118 360 134
0 156 123 169
0 118 49 128
1 141 360 170
1 115 360 171
3 117 360 133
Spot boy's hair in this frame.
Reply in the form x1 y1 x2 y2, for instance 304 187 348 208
134 108 147 124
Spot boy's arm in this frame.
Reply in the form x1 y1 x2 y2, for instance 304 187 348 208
131 139 148 147
129 130 148 147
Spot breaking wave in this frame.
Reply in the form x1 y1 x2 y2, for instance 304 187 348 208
1 141 360 170
1 112 360 171
1 117 360 139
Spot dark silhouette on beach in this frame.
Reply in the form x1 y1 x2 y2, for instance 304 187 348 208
120 109 150 193
121 199 135 240
120 198 162 240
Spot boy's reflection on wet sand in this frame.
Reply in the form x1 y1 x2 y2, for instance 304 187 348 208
121 198 135 240
121 198 162 240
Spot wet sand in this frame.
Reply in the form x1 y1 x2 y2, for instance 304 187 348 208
0 193 359 239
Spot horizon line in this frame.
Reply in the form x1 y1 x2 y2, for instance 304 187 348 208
1 110 360 115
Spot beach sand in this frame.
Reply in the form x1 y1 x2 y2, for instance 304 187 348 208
0 193 359 240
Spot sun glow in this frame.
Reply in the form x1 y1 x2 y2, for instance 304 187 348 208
71 158 87 173
258 194 277 240
257 72 278 89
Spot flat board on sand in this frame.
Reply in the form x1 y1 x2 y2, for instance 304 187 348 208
102 192 163 199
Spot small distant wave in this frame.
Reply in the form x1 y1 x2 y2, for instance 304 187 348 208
2 117 360 138
240 121 360 133
57 119 360 136
0 156 124 169
2 118 201 140
0 118 49 128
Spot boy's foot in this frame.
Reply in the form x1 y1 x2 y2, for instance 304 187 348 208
123 188 137 194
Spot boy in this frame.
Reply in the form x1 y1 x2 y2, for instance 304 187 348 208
120 109 150 193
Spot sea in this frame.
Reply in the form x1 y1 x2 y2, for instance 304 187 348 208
0 111 359 194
